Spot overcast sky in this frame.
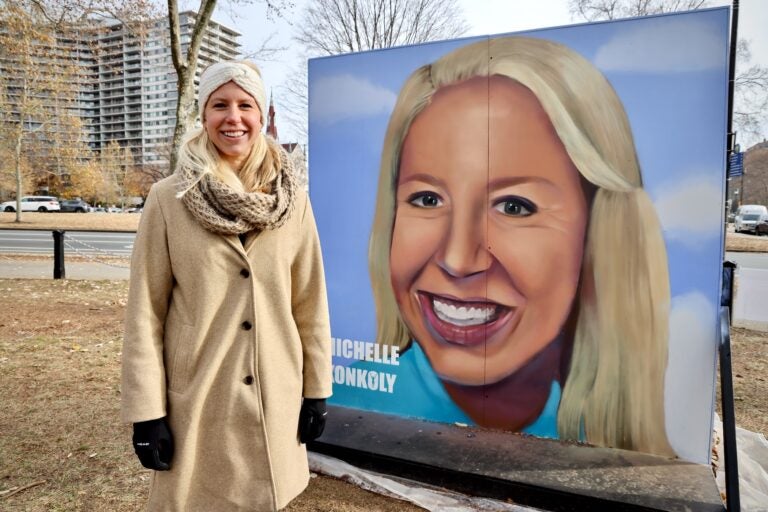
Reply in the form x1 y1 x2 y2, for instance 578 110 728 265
203 0 767 144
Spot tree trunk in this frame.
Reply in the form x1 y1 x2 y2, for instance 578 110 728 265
14 132 22 223
169 67 195 176
167 0 219 176
13 77 27 223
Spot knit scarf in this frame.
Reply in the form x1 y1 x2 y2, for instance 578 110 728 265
176 146 296 236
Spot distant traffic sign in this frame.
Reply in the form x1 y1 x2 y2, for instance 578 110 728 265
729 152 744 177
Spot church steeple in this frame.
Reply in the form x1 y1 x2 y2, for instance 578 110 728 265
266 90 278 140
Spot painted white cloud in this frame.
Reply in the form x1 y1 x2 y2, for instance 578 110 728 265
653 175 722 245
594 18 726 72
665 291 718 464
310 74 396 124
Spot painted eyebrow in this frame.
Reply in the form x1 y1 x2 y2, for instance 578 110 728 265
397 172 445 188
488 176 557 191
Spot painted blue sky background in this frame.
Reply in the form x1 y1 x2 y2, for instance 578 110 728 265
308 7 730 464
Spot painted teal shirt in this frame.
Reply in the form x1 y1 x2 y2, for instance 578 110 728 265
330 342 561 439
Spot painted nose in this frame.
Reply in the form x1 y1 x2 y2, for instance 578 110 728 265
436 212 490 278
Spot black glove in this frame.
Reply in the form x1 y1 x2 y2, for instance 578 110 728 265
298 398 327 444
132 417 174 471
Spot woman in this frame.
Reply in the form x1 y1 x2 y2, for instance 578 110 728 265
368 36 675 456
121 60 332 510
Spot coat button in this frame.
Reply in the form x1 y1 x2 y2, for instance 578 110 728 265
243 375 254 385
240 268 250 278
242 321 252 330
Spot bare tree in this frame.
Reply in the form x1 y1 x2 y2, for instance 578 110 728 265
96 139 139 208
126 137 174 200
296 0 469 54
0 0 155 221
278 58 311 143
166 0 288 175
733 38 768 143
568 0 768 145
283 0 469 145
167 0 218 177
569 0 709 20
0 1 86 221
125 162 164 200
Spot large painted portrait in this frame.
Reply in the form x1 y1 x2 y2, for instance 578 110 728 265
309 8 729 464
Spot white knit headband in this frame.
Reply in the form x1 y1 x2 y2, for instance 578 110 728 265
198 61 267 125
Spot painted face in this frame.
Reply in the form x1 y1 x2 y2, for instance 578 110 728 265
203 81 263 169
390 76 589 386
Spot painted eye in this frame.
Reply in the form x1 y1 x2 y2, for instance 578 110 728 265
408 192 443 208
493 196 537 217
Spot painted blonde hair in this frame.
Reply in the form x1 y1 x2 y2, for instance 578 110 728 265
176 60 280 193
368 36 674 456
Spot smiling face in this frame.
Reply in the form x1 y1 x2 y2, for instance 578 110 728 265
203 81 263 170
390 76 589 386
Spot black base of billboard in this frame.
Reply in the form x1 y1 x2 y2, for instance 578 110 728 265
309 406 724 512
719 303 741 512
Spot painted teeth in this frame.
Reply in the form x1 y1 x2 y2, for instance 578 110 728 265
432 299 497 326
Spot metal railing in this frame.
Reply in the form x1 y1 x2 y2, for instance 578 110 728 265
1 228 135 279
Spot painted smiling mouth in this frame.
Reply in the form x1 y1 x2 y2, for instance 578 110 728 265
222 130 246 137
432 296 499 326
417 292 514 347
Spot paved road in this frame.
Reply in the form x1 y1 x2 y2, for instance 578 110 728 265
1 230 765 269
0 231 766 281
0 229 135 257
725 251 768 270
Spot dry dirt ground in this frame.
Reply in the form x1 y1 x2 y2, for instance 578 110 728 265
724 327 768 435
0 212 140 231
0 280 423 511
0 213 766 510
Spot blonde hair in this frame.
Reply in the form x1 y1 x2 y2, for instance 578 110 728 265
368 36 674 456
177 60 280 193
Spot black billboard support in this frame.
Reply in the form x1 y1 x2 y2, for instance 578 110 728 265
719 303 741 511
720 0 742 505
726 0 738 156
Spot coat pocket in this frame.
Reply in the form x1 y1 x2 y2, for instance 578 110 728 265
167 324 194 393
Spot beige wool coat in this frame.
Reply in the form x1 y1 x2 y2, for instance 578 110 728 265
121 174 332 511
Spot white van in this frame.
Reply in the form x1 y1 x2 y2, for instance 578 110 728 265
1 196 61 213
734 204 768 233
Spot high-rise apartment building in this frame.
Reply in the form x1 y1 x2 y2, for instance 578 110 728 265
1 11 240 174
91 11 241 167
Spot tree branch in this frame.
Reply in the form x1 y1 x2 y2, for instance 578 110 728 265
168 0 185 72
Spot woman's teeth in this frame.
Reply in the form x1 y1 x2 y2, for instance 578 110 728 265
432 298 497 326
222 130 246 137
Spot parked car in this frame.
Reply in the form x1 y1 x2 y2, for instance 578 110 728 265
734 204 768 234
1 195 61 212
60 198 92 213
756 215 768 236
